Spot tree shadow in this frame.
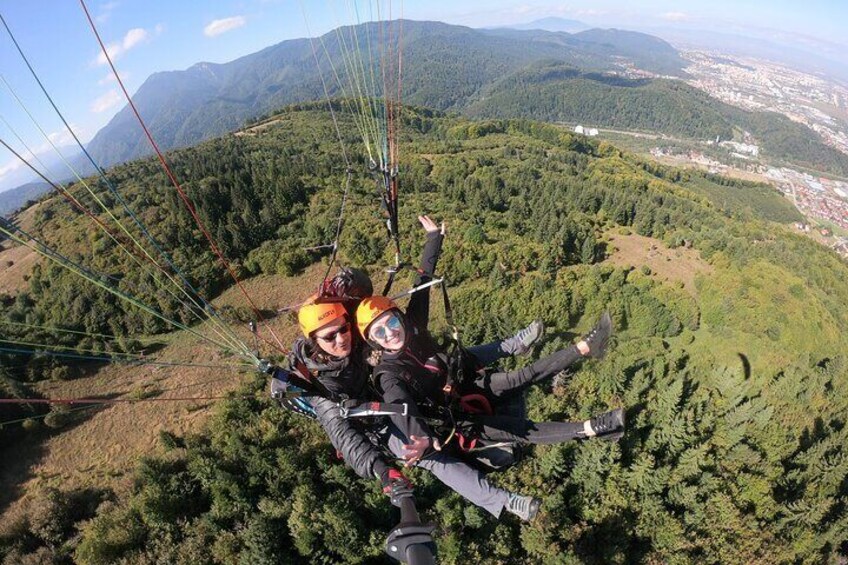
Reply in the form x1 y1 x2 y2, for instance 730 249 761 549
737 352 752 379
140 341 168 356
581 72 652 88
258 308 278 320
571 512 650 564
0 399 112 515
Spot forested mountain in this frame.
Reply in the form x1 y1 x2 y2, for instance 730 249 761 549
2 106 846 563
502 17 589 33
467 65 733 138
83 21 687 168
79 19 848 181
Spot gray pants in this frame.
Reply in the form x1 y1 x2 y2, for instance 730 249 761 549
387 431 510 517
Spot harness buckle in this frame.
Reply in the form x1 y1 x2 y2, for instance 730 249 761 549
401 403 408 416
339 404 350 419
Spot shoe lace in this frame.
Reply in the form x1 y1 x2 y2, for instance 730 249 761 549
508 494 529 514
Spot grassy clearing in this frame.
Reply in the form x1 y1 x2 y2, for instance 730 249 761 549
602 231 714 296
0 262 337 528
0 242 40 296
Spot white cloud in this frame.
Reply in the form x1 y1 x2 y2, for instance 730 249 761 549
574 9 609 17
46 127 76 148
91 90 122 113
661 12 689 22
204 16 247 37
0 124 87 188
94 27 150 66
122 27 147 49
0 157 24 180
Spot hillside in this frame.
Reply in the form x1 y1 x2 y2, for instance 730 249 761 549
466 61 848 176
74 19 848 186
1 106 846 563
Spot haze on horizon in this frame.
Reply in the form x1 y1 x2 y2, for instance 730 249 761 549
1 0 846 193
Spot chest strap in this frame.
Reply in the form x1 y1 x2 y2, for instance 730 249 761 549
339 399 409 419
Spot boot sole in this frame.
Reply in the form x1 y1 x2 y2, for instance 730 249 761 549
588 312 613 360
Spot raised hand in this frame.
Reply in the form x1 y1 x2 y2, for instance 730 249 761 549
418 215 446 235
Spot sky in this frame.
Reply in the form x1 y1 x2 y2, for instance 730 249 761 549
1 0 847 192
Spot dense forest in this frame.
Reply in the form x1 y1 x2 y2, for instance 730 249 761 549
1 105 847 563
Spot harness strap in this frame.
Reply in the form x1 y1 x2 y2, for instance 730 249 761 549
457 433 477 452
338 399 410 419
458 393 493 415
290 359 338 400
439 280 470 395
381 263 403 296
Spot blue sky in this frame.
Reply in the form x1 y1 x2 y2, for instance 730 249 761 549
1 0 846 192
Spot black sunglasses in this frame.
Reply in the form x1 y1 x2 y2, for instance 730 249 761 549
315 324 351 343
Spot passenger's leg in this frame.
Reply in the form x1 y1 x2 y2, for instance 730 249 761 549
466 320 544 366
466 409 625 445
467 415 586 445
386 431 510 518
475 345 582 397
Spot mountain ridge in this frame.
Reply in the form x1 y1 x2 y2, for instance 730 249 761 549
82 20 686 168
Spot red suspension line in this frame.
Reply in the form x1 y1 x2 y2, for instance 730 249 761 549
79 0 285 355
395 9 404 167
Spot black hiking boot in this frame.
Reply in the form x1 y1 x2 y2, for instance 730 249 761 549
505 493 542 522
584 408 625 441
581 311 613 359
502 320 544 356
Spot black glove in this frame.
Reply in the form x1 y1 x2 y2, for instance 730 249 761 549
379 468 413 507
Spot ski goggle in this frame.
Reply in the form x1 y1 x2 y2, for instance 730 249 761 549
315 323 351 343
369 313 403 341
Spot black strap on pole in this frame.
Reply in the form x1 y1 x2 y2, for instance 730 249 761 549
439 279 467 395
380 167 403 296
385 495 437 564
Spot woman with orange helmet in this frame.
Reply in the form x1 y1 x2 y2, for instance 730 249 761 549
357 218 624 521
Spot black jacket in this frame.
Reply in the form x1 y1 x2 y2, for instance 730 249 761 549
288 338 389 481
373 231 449 443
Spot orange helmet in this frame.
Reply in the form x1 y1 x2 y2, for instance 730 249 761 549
298 295 348 337
355 295 398 338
